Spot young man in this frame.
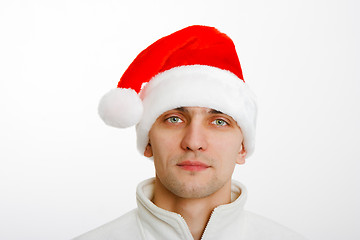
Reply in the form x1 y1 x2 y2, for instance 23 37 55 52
74 25 306 240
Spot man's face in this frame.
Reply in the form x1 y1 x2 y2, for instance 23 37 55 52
144 107 246 199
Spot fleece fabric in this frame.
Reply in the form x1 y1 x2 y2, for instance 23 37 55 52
73 178 307 240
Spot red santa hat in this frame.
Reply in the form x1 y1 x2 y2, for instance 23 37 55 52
98 25 257 157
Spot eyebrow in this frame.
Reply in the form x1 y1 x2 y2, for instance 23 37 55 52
174 107 224 115
209 109 223 114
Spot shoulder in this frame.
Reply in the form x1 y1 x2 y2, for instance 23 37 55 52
242 211 308 240
72 209 143 240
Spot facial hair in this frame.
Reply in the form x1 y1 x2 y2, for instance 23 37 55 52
156 152 231 199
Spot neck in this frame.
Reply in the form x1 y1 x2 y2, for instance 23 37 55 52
152 176 232 240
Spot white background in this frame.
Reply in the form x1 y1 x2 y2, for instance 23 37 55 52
1 0 359 239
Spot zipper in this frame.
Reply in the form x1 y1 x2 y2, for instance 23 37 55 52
200 209 215 240
176 210 216 240
177 213 197 240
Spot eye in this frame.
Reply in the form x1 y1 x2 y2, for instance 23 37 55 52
212 119 228 126
166 116 183 124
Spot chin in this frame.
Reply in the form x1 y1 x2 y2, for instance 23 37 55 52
164 176 226 199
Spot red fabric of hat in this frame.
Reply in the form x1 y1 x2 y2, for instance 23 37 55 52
118 25 244 93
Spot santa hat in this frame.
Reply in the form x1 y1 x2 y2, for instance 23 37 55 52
98 25 257 157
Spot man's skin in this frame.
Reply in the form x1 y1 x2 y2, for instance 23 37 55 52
144 107 247 240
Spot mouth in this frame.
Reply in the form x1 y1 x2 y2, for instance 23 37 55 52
176 160 210 172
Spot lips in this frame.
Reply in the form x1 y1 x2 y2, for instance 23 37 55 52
176 160 210 172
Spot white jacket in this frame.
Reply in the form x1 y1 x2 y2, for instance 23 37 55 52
73 178 307 240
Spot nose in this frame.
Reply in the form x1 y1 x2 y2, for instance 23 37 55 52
180 120 208 151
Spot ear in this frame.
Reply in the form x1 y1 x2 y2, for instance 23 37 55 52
144 142 153 157
236 143 247 165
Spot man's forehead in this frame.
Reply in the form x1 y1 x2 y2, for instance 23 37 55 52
169 107 225 115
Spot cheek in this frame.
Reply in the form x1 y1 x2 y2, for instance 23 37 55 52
152 128 182 150
152 134 177 157
211 133 242 153
150 131 181 170
208 133 243 169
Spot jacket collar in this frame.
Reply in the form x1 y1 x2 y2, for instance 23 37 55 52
136 178 247 240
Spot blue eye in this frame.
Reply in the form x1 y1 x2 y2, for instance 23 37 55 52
212 119 228 126
167 116 183 123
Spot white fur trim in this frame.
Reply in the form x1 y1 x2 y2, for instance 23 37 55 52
98 88 143 128
136 65 257 157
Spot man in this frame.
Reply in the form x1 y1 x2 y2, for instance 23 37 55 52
74 25 306 240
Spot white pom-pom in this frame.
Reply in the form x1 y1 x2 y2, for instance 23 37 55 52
98 88 143 128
